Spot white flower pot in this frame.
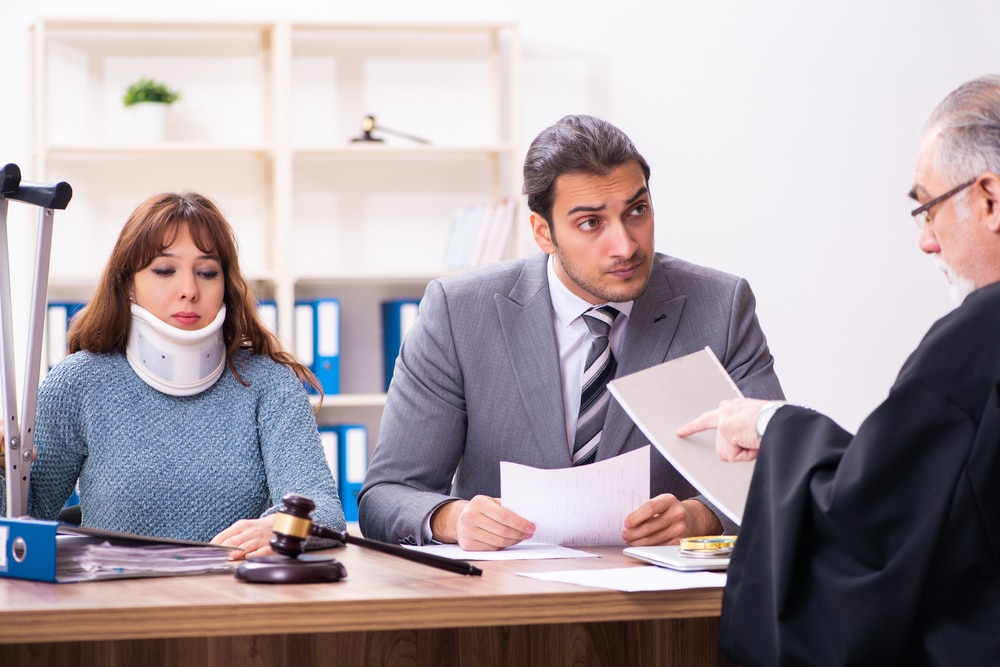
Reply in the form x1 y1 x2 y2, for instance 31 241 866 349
128 102 170 143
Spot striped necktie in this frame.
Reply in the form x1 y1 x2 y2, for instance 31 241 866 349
572 305 619 465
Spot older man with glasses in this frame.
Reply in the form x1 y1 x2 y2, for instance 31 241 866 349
679 75 1000 666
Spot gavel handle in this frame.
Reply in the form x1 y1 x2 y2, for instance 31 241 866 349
311 525 482 577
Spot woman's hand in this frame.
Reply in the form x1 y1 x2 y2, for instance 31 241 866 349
210 514 279 560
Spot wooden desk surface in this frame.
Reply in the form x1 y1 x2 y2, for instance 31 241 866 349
0 545 722 644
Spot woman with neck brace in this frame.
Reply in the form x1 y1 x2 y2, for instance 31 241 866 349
1 192 345 559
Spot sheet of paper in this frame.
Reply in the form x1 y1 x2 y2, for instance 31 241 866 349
518 566 726 592
404 543 598 561
607 346 752 524
500 446 650 546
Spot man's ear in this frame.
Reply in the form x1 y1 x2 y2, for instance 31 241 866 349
530 211 555 254
977 172 1000 232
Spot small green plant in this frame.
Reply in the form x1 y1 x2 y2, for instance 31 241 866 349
123 78 181 106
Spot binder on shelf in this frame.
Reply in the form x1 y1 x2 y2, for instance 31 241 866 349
337 424 368 523
294 300 315 368
256 300 278 335
294 298 341 395
381 299 420 391
444 204 484 270
0 518 237 583
318 426 339 484
45 301 86 370
318 424 368 523
478 197 517 266
444 199 517 269
314 299 341 394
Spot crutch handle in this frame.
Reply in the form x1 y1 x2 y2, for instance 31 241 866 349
0 164 19 196
9 180 73 210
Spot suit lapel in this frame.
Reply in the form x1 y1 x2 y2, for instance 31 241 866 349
496 254 573 468
597 263 686 460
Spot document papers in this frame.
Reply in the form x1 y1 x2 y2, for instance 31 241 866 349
55 535 235 581
607 347 751 524
404 543 598 561
500 446 650 546
519 566 726 592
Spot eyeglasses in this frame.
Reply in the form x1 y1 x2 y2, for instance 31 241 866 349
910 177 977 230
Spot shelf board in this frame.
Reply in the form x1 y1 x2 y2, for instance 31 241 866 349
44 144 273 158
290 21 517 34
293 144 515 159
295 273 452 286
37 19 274 33
313 393 387 409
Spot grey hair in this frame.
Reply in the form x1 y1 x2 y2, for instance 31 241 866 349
924 75 1000 215
522 114 651 227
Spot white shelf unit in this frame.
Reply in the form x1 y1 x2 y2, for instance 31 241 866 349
29 19 522 446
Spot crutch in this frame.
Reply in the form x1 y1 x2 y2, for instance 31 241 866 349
0 163 72 517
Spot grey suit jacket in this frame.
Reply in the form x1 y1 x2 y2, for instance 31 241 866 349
358 252 784 543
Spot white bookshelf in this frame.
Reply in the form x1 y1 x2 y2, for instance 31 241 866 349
29 18 522 444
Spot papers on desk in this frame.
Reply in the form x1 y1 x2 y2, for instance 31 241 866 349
518 565 726 592
607 347 751 524
55 535 235 581
500 446 650 546
404 543 598 561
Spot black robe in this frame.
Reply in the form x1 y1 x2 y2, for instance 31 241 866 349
722 281 1000 666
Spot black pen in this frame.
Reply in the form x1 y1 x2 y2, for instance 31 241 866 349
313 526 483 577
314 527 483 576
344 532 482 576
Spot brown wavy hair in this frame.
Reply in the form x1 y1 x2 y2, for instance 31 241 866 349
68 191 321 393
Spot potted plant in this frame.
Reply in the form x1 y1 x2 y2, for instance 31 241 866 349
123 77 181 143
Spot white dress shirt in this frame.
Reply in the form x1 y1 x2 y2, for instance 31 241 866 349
546 255 633 452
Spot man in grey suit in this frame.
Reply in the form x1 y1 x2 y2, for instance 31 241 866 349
358 114 784 550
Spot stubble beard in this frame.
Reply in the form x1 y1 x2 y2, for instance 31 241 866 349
555 248 653 303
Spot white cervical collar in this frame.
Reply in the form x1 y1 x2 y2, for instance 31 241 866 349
126 303 226 396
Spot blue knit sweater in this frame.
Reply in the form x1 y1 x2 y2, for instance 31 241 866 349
2 350 345 544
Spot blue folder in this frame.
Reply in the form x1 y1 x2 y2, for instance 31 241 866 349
294 298 341 395
323 424 368 523
313 299 341 395
381 299 420 391
45 301 86 369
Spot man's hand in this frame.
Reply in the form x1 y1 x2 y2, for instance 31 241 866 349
676 397 771 462
622 494 723 546
430 495 535 551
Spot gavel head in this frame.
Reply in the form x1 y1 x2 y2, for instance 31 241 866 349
270 493 316 558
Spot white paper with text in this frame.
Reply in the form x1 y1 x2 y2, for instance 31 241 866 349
500 446 650 546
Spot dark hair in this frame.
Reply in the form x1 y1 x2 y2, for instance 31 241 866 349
522 114 651 227
68 191 320 392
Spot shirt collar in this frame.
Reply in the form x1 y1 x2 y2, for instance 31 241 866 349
546 255 634 328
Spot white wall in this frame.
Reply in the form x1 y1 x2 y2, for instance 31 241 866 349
3 0 998 431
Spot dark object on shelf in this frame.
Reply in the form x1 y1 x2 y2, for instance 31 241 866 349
350 115 430 144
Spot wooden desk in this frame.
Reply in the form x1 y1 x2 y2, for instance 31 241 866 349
0 546 736 666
